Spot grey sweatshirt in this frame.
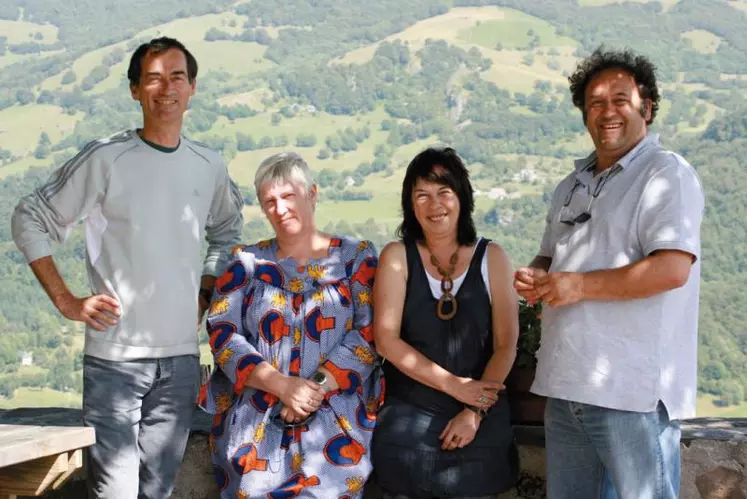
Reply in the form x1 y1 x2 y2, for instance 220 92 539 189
11 130 244 361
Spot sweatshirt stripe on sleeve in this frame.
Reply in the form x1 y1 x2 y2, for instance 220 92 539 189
40 134 132 200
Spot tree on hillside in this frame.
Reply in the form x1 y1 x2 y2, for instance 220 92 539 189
239 185 257 206
703 111 747 142
295 133 317 147
101 47 125 66
204 27 232 42
236 132 257 151
15 88 35 105
0 148 12 164
36 90 55 105
80 65 110 91
34 132 52 159
61 70 77 85
254 29 272 46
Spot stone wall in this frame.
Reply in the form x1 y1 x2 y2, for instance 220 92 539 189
1 409 745 498
681 419 747 499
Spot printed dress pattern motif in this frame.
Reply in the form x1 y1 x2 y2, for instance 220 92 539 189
199 236 382 498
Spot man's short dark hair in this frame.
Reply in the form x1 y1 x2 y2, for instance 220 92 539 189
569 46 660 125
127 37 198 86
397 147 477 246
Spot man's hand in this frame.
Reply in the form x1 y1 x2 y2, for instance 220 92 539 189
58 294 121 331
535 272 584 307
439 408 481 451
30 256 121 331
513 267 547 304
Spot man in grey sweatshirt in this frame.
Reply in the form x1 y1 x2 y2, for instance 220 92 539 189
11 37 244 498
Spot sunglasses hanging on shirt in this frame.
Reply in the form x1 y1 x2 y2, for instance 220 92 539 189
560 164 623 226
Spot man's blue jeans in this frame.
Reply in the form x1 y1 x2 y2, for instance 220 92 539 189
545 397 681 499
82 354 199 499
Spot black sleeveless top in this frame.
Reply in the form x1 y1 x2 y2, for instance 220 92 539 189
384 238 494 417
373 238 518 498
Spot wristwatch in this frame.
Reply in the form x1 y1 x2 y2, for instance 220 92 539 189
465 404 487 420
311 371 329 391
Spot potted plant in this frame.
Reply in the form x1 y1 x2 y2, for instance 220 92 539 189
505 300 546 425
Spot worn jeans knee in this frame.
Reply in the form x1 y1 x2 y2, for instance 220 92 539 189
82 354 198 499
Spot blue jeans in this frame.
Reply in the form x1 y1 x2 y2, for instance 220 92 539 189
544 397 681 499
82 354 199 499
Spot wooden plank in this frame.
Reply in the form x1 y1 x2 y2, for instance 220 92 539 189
52 448 84 490
0 452 68 496
0 425 95 468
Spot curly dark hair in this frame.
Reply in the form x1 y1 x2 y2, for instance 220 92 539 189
127 37 198 87
396 147 477 246
569 46 660 125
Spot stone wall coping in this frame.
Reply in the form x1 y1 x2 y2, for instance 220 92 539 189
1 408 746 446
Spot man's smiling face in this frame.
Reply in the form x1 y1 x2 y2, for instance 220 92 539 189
584 67 651 167
130 47 196 127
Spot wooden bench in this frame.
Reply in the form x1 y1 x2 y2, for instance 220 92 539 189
0 424 95 498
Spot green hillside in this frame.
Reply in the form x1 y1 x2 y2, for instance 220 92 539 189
1 0 746 416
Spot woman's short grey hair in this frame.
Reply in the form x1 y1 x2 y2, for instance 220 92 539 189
254 152 315 197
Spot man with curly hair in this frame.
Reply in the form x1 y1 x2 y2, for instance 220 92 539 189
513 47 704 499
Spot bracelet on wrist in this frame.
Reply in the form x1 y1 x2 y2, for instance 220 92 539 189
465 404 487 420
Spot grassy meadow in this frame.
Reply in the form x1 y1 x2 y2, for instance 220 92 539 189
0 18 59 44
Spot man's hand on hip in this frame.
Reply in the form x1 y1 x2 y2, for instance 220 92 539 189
58 294 121 331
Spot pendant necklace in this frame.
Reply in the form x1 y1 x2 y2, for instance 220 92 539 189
427 245 459 320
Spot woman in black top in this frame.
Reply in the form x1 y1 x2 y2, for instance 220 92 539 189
372 147 519 498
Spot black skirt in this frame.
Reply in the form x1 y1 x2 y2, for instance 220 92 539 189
371 396 519 499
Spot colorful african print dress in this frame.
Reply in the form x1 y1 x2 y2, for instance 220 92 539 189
198 236 382 499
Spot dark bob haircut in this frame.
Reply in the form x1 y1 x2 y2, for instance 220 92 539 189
569 46 660 126
396 147 477 246
127 37 198 87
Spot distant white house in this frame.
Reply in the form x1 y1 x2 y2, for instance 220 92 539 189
488 187 507 200
18 351 33 366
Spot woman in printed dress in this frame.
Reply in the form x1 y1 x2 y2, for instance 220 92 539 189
199 152 382 498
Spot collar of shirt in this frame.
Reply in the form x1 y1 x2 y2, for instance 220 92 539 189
572 133 661 186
